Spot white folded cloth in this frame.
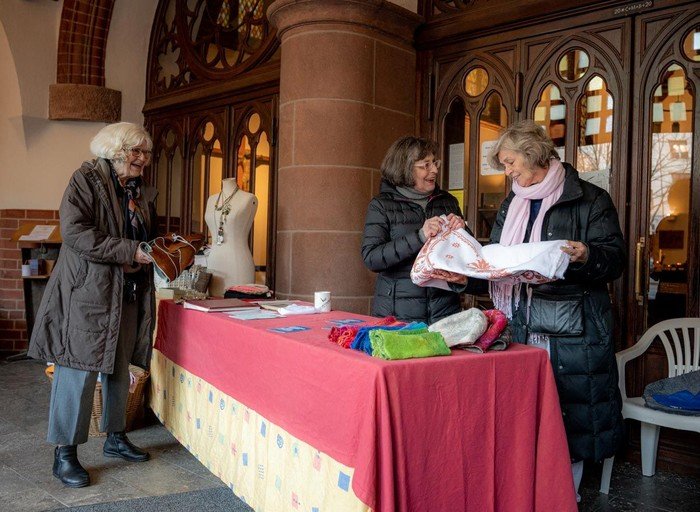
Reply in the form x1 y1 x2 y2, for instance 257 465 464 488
411 216 569 290
428 308 488 348
278 304 318 316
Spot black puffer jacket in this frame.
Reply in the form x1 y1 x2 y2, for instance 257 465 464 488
361 181 465 324
491 163 625 462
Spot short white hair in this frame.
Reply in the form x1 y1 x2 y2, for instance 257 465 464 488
90 122 153 161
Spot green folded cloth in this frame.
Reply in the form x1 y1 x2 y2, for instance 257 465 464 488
370 328 451 360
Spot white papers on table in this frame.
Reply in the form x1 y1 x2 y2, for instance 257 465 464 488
278 304 317 316
18 225 56 241
228 309 280 320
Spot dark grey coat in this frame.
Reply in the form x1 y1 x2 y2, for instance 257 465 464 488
492 163 625 462
361 181 469 324
28 158 157 373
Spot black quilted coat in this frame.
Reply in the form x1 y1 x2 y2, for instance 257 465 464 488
361 181 466 324
491 163 625 462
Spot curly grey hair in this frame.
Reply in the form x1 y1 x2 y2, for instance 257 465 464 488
488 120 559 171
89 122 153 162
380 136 439 187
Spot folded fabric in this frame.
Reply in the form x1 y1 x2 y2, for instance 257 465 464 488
351 322 421 355
328 316 399 349
472 309 508 352
278 304 317 316
225 283 272 299
370 329 451 360
461 326 513 353
428 308 488 348
411 216 569 290
644 370 700 416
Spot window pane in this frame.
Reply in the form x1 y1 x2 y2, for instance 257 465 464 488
237 135 252 192
557 49 589 82
444 101 469 213
169 151 183 233
253 132 270 285
682 26 700 62
192 144 204 234
464 67 489 97
477 93 508 240
647 64 693 326
534 83 566 157
576 75 613 191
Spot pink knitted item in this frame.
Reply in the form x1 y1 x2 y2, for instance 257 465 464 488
474 309 508 351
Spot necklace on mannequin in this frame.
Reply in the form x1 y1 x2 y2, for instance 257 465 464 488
214 187 238 245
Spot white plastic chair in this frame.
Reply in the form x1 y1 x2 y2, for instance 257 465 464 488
600 318 700 492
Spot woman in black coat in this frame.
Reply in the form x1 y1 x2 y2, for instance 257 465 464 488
361 136 469 324
488 120 625 502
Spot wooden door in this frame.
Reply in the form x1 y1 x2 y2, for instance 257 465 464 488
626 4 700 470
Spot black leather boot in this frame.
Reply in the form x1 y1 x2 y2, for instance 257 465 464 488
53 445 90 488
103 431 150 462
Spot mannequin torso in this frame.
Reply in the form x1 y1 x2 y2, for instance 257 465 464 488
204 178 258 296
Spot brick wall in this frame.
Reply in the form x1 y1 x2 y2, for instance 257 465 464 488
0 209 60 356
57 0 115 86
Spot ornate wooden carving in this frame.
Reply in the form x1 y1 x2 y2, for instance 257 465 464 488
147 0 278 99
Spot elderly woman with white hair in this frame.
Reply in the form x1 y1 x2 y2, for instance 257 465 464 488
488 120 625 502
28 122 157 488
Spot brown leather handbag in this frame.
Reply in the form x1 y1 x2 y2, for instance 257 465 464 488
140 233 205 283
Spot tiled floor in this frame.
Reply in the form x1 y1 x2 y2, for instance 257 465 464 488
1 358 698 511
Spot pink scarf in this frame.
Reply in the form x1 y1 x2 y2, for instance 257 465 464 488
490 159 566 318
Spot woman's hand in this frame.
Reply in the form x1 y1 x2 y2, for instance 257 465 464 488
561 240 588 263
445 213 466 231
433 269 468 284
134 246 152 265
421 216 443 239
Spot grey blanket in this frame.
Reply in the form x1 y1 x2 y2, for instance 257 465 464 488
643 370 700 416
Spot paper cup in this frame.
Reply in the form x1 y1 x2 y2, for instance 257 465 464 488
314 291 331 313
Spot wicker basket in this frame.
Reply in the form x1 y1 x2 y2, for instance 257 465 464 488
46 364 149 437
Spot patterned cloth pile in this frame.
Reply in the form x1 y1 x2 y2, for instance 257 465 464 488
410 215 569 290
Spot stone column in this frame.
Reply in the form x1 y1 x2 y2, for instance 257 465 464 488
268 0 421 314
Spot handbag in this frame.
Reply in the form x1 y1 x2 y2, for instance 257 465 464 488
139 233 205 283
527 289 584 336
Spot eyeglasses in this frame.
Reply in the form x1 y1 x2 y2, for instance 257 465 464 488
127 147 153 160
414 159 441 171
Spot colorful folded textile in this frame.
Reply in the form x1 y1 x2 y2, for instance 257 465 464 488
327 316 399 349
370 328 451 360
351 322 421 355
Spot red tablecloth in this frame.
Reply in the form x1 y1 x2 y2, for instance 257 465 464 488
155 301 577 512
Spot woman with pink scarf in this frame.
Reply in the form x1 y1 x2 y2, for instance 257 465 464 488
488 120 625 503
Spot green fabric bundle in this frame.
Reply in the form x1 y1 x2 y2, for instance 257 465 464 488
370 328 451 360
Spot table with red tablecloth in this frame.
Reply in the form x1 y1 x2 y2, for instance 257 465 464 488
152 300 577 511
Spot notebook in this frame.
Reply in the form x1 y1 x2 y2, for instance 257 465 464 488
183 298 261 313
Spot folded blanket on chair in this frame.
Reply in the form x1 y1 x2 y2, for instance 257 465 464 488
644 370 700 416
370 328 450 360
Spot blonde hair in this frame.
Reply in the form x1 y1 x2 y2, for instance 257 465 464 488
488 120 559 171
90 122 153 162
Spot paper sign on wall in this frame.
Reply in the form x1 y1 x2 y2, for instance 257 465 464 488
480 141 501 175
